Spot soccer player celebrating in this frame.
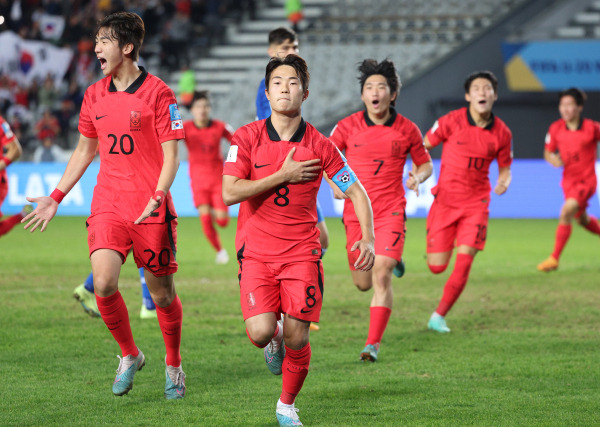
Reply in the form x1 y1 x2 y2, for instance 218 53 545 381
0 115 32 238
329 59 433 362
183 90 234 264
424 71 513 333
223 55 375 426
22 12 186 399
537 88 600 272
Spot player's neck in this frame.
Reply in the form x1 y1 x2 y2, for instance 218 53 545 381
270 111 302 141
366 109 391 125
565 117 580 130
110 61 142 92
194 118 209 128
469 106 493 128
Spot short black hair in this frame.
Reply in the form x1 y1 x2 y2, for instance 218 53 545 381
95 12 145 61
268 27 298 46
191 90 210 105
464 70 498 93
358 59 401 106
559 87 586 106
265 54 309 92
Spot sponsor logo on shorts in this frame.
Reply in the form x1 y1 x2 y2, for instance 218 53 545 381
88 232 95 246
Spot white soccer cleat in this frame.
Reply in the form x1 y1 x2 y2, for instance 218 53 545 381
215 249 229 264
276 401 303 426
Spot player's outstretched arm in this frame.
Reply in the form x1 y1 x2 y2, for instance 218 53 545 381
222 147 320 205
494 166 511 195
135 139 179 224
406 160 433 196
22 134 98 232
544 148 563 168
344 181 375 271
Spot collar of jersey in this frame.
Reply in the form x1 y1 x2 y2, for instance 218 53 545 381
363 108 397 127
194 119 213 129
266 117 306 142
467 107 495 130
108 66 148 94
563 117 583 131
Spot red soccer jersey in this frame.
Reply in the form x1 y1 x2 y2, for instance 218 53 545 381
183 119 234 189
78 68 185 223
223 118 347 262
329 109 431 218
426 107 513 208
0 115 16 184
545 118 600 187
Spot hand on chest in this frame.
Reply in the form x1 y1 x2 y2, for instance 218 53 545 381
251 143 318 178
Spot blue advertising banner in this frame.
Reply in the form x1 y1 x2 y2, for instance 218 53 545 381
3 160 598 219
502 40 600 91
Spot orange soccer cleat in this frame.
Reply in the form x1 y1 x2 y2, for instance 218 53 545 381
537 256 558 272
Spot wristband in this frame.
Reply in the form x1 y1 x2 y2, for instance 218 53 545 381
152 190 166 207
2 157 11 167
50 188 66 204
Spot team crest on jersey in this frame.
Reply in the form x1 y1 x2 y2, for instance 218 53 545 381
246 292 256 309
130 111 141 130
392 140 402 157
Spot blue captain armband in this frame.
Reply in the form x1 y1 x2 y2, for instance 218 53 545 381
332 164 358 193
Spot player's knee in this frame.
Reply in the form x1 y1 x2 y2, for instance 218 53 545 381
215 217 229 228
354 280 372 292
93 275 118 295
246 325 275 348
428 263 448 274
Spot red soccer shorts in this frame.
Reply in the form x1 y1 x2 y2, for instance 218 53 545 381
426 200 489 253
563 179 596 218
343 213 406 269
0 177 7 216
190 174 227 211
87 211 178 276
238 257 324 323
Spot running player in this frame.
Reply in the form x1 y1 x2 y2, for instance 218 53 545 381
537 88 600 271
23 12 186 399
223 55 375 427
0 114 32 238
329 59 433 362
424 71 513 333
183 90 234 264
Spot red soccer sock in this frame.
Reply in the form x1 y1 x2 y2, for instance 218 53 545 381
200 214 222 252
436 253 475 316
280 343 311 405
215 216 229 228
551 224 572 261
0 214 22 237
365 306 392 347
584 216 600 236
155 294 183 367
96 291 138 357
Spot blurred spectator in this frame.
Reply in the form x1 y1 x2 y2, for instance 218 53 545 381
178 64 195 108
35 108 61 141
38 74 59 112
285 0 304 33
161 8 191 71
56 99 76 145
32 136 71 162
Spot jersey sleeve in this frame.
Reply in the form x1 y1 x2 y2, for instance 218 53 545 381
328 120 348 151
545 125 557 153
322 137 358 193
78 88 97 139
155 87 185 143
223 126 252 179
425 114 449 148
256 79 271 121
0 119 15 148
407 123 431 166
497 128 513 168
222 122 235 142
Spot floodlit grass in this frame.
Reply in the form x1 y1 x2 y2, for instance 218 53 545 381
1 216 599 426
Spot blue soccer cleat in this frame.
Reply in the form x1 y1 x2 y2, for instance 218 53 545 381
393 259 406 278
428 313 451 333
276 402 303 426
360 344 379 362
164 363 186 400
265 320 285 375
112 348 145 396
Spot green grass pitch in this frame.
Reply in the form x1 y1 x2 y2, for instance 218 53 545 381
1 216 599 426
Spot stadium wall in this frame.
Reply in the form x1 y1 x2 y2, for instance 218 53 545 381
5 160 600 219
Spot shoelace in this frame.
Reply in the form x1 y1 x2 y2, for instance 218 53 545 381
279 406 300 419
167 367 185 387
115 355 135 375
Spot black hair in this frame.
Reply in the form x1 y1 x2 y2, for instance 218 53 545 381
95 12 145 61
464 70 498 93
268 27 298 45
559 87 586 106
358 59 401 106
265 54 309 92
191 90 210 105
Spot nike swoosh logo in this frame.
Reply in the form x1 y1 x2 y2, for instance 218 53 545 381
254 163 270 168
354 144 365 147
456 141 466 145
96 115 108 120
108 326 119 330
300 308 313 314
165 331 177 335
